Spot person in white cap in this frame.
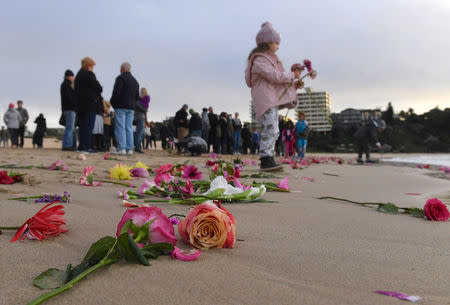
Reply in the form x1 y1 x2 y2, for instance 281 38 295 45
245 22 302 171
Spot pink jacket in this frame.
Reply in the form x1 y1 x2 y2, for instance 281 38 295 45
245 51 297 119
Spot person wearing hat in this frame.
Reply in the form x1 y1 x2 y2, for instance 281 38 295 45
3 103 22 148
60 69 77 151
201 107 209 141
188 108 202 137
245 22 301 171
353 119 386 163
174 104 189 152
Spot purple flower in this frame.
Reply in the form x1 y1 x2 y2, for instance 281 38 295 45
170 217 180 225
130 167 150 178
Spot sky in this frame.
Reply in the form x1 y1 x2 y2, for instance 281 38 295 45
1 0 450 128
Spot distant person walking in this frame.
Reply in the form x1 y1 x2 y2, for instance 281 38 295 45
134 88 149 153
245 22 300 170
353 119 385 163
32 113 46 148
75 57 103 154
16 100 29 148
0 126 8 147
110 62 139 155
60 69 77 151
3 103 22 148
174 104 189 152
251 128 260 154
232 112 242 154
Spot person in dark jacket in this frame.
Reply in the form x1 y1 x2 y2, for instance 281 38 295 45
353 120 385 163
16 100 29 148
60 69 77 151
174 104 189 152
232 112 242 154
74 57 103 153
32 114 46 148
207 107 219 153
188 109 202 137
110 62 140 155
226 114 233 154
241 123 252 154
219 112 229 154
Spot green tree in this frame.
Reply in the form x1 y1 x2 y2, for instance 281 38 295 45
382 102 394 125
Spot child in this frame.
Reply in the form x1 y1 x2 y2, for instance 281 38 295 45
251 128 260 154
0 126 8 147
295 112 309 159
245 22 301 171
282 120 296 158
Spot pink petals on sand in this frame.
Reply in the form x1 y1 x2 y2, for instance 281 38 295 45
171 246 202 261
276 177 290 191
375 290 420 302
47 160 67 170
79 166 102 186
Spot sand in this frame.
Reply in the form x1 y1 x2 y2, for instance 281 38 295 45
0 148 449 305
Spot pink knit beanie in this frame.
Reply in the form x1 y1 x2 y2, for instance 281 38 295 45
256 22 281 45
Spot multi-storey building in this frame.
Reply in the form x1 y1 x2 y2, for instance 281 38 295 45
296 87 332 132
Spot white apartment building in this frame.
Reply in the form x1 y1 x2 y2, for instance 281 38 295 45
296 87 332 132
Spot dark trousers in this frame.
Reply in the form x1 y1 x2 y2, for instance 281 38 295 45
18 126 25 147
8 128 19 147
103 125 111 150
251 142 260 154
220 137 228 154
33 133 43 148
357 140 370 159
208 133 218 153
242 141 250 154
78 112 96 151
146 135 156 149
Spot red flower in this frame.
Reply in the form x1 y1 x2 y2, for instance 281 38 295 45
10 202 68 242
182 165 202 180
154 164 174 175
0 171 16 184
424 198 449 221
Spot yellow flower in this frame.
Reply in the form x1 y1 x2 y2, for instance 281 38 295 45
109 164 133 180
133 161 150 170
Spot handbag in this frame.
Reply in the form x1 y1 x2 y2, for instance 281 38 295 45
58 113 66 126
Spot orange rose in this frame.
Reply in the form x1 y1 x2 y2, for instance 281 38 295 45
178 202 236 249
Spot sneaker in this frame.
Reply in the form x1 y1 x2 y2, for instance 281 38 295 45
86 149 98 154
260 156 283 172
112 149 126 155
126 150 133 156
366 159 375 163
134 149 144 154
357 158 364 163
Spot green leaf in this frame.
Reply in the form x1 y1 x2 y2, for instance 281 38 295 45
141 243 174 259
237 199 279 203
377 203 399 214
33 268 67 290
83 236 117 263
120 219 133 236
403 208 425 218
203 188 225 199
230 190 252 200
116 233 149 266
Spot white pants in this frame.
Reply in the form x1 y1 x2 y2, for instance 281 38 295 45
258 106 279 157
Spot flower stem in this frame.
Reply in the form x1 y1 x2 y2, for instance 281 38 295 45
0 226 20 230
143 199 170 203
8 195 43 201
97 179 136 187
27 257 118 305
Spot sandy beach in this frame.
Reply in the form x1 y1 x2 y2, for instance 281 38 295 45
0 147 448 305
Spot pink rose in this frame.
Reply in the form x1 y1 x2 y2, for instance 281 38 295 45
154 173 174 186
116 207 177 245
178 202 236 249
276 177 290 191
130 167 150 178
48 160 64 170
424 198 449 221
